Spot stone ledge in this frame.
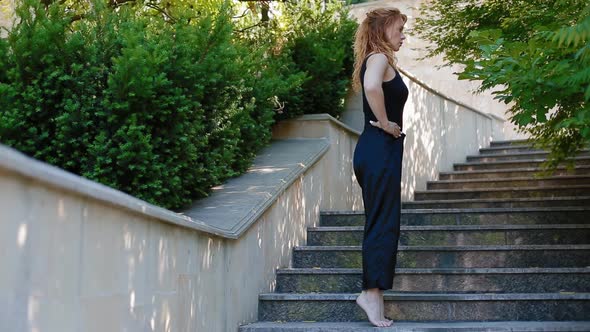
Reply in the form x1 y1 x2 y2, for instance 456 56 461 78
413 184 590 193
182 138 330 238
480 145 543 152
455 155 590 166
276 113 361 137
240 321 590 331
441 165 590 174
401 197 590 207
294 244 590 251
276 267 590 275
467 150 590 158
258 292 590 301
320 206 590 214
428 174 590 184
491 139 533 145
0 136 329 239
0 144 219 233
309 224 590 231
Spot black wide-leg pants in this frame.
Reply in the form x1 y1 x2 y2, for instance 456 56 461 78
353 128 405 290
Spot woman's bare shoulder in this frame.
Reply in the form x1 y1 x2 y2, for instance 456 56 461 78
365 53 389 71
364 53 389 89
366 52 388 62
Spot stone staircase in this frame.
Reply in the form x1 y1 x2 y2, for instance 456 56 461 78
240 139 590 331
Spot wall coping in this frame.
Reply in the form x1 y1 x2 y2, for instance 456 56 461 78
0 135 331 239
282 113 362 136
0 144 218 232
181 138 330 239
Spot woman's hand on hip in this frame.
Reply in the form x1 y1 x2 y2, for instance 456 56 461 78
370 120 402 138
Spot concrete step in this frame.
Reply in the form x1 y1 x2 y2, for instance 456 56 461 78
257 292 590 322
479 145 547 155
438 166 590 180
479 144 590 154
453 157 590 171
466 151 590 163
240 321 590 332
413 185 590 200
319 207 590 227
307 224 590 247
489 139 533 147
401 197 590 209
292 245 590 269
275 267 590 293
426 175 590 190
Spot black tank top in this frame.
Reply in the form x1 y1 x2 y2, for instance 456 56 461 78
360 53 408 131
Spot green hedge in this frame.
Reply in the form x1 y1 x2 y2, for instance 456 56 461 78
281 0 358 120
0 0 357 210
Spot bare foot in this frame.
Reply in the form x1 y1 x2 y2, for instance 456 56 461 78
356 289 390 327
379 290 393 326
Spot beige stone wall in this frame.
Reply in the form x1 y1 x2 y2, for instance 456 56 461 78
272 115 364 211
0 117 361 332
400 76 503 195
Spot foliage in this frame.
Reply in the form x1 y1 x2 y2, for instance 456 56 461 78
414 0 590 174
234 0 358 120
230 2 309 127
280 0 358 120
0 0 358 209
0 0 275 209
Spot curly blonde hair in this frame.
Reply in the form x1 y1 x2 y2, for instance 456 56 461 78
352 8 407 93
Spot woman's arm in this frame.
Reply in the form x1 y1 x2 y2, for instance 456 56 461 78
363 54 400 136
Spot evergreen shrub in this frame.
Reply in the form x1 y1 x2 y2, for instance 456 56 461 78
0 0 357 209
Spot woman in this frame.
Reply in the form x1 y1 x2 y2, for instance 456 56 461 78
351 7 408 328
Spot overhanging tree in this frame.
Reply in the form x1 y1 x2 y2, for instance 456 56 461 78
414 0 590 174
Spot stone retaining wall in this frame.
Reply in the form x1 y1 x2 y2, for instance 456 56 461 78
0 115 360 332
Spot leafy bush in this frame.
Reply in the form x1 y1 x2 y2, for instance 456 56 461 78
0 0 281 209
277 0 358 120
0 0 357 209
233 0 357 120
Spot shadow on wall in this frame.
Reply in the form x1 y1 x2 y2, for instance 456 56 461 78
402 78 502 201
401 80 444 200
2 176 315 331
400 76 497 201
223 168 324 329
